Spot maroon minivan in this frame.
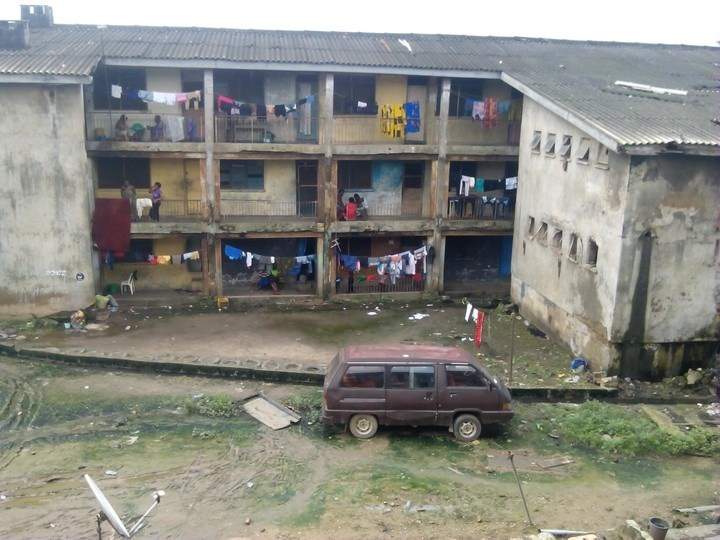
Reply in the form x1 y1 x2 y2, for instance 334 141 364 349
321 345 513 442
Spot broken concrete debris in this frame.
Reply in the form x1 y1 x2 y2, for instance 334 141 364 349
242 394 301 430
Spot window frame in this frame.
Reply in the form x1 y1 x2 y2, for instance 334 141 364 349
219 160 265 191
536 221 549 245
338 160 373 191
568 233 583 263
586 238 599 269
340 364 385 389
444 364 487 388
559 135 572 159
96 157 151 189
552 228 563 251
388 365 436 390
544 133 557 156
577 137 592 164
333 75 377 115
596 144 610 169
92 66 148 111
530 130 542 153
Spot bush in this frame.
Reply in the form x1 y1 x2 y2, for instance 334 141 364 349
551 401 720 457
184 394 238 418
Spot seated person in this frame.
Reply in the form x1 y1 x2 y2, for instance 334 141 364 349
257 263 280 294
114 114 129 141
149 115 165 141
354 194 368 220
343 197 358 221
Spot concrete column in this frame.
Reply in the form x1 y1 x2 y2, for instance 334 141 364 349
203 69 217 221
428 232 446 293
315 236 326 299
320 73 334 154
213 236 223 297
201 235 210 296
199 158 209 221
437 78 451 159
427 77 438 145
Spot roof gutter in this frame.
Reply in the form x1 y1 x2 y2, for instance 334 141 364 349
0 73 91 84
103 57 502 80
500 72 622 153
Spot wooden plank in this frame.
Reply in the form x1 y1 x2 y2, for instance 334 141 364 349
243 395 301 430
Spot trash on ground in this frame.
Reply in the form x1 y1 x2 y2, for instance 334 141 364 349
367 311 378 316
85 323 109 331
70 310 86 329
564 376 580 384
535 457 574 469
242 394 301 430
408 313 430 320
104 470 118 477
570 357 588 373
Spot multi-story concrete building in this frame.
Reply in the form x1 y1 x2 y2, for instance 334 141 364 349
1 5 717 376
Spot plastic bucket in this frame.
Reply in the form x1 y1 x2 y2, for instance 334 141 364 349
648 517 669 540
570 357 588 373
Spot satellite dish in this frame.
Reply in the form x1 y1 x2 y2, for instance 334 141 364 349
84 474 164 539
85 474 131 538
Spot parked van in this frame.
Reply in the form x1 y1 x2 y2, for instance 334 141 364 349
321 345 513 442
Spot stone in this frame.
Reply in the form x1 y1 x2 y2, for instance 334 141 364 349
686 369 703 386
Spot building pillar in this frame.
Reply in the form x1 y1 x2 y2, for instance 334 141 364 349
199 158 210 221
320 73 334 152
315 236 326 299
203 69 217 221
201 235 210 296
213 236 223 297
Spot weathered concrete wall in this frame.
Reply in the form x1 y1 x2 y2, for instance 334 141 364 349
613 155 720 345
0 84 96 316
146 68 183 115
511 98 630 369
220 160 297 214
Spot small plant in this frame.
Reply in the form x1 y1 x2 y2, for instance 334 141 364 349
285 390 323 424
184 394 238 418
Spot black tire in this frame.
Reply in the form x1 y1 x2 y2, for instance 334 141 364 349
348 414 378 439
453 414 481 442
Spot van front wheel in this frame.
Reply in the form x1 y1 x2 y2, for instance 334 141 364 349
453 414 481 442
349 414 378 439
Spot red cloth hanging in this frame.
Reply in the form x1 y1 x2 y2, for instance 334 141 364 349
474 311 486 348
92 199 131 252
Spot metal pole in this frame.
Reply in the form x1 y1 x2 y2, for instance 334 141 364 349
508 451 534 526
509 316 515 386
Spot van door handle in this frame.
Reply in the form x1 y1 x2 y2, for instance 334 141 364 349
448 392 457 398
424 392 433 400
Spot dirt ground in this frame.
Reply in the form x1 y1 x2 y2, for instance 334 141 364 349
3 299 593 389
1 357 717 539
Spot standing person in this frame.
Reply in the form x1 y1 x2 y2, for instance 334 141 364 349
115 114 129 141
354 194 368 220
120 180 138 221
150 182 162 222
344 196 358 221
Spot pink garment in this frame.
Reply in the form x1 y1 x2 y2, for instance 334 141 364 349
216 95 234 108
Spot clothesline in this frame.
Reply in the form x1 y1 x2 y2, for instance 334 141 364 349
216 93 316 118
110 84 202 109
224 245 315 268
146 250 200 265
458 175 518 196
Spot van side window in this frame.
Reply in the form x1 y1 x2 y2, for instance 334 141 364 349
340 365 385 388
389 366 435 389
445 364 486 387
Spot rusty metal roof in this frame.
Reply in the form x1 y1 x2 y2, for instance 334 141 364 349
0 24 718 147
341 345 472 363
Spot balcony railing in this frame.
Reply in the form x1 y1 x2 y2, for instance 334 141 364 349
333 116 431 145
337 273 425 294
447 195 514 220
215 115 318 144
338 200 424 220
87 111 205 142
135 199 204 221
221 199 318 218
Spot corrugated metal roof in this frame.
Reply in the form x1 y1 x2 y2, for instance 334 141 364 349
0 24 718 147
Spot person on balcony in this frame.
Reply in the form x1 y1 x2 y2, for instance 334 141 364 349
120 181 138 221
343 196 358 221
354 194 368 220
149 115 165 141
114 114 129 141
149 182 162 222
336 189 346 221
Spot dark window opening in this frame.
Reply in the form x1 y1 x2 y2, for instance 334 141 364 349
438 79 485 117
569 233 581 262
334 75 376 115
559 135 572 159
537 222 549 244
93 65 148 111
214 70 265 106
527 216 536 236
220 160 264 190
116 239 153 262
587 238 598 268
341 365 385 388
552 229 563 250
577 137 591 163
403 162 424 189
180 70 204 108
530 130 542 153
545 133 557 155
339 161 372 190
389 366 435 389
445 364 486 387
96 157 150 189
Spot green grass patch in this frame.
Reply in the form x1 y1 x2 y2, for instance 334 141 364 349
184 394 239 418
543 401 720 457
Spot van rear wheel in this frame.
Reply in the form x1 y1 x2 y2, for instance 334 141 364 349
349 414 378 439
453 414 481 442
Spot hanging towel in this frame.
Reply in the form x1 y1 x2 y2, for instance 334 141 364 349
182 251 200 261
474 177 485 193
472 308 479 323
505 176 518 190
156 255 172 265
111 85 122 99
465 303 473 322
225 245 244 260
136 198 153 218
165 116 185 142
459 175 475 197
246 251 253 268
483 97 498 128
137 90 153 103
472 100 485 121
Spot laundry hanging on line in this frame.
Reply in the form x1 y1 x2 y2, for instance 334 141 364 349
223 244 316 266
109 85 203 110
216 93 315 118
457 175 519 194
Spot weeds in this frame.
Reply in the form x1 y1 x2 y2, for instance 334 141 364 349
184 394 239 418
545 401 720 457
285 389 323 424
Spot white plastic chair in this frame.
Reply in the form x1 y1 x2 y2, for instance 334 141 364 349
120 272 135 295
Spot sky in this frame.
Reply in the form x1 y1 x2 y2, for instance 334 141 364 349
2 0 719 46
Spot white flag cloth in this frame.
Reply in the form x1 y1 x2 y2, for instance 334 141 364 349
464 303 473 322
505 176 518 190
111 84 122 99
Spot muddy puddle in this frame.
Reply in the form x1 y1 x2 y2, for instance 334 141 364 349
0 356 716 539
